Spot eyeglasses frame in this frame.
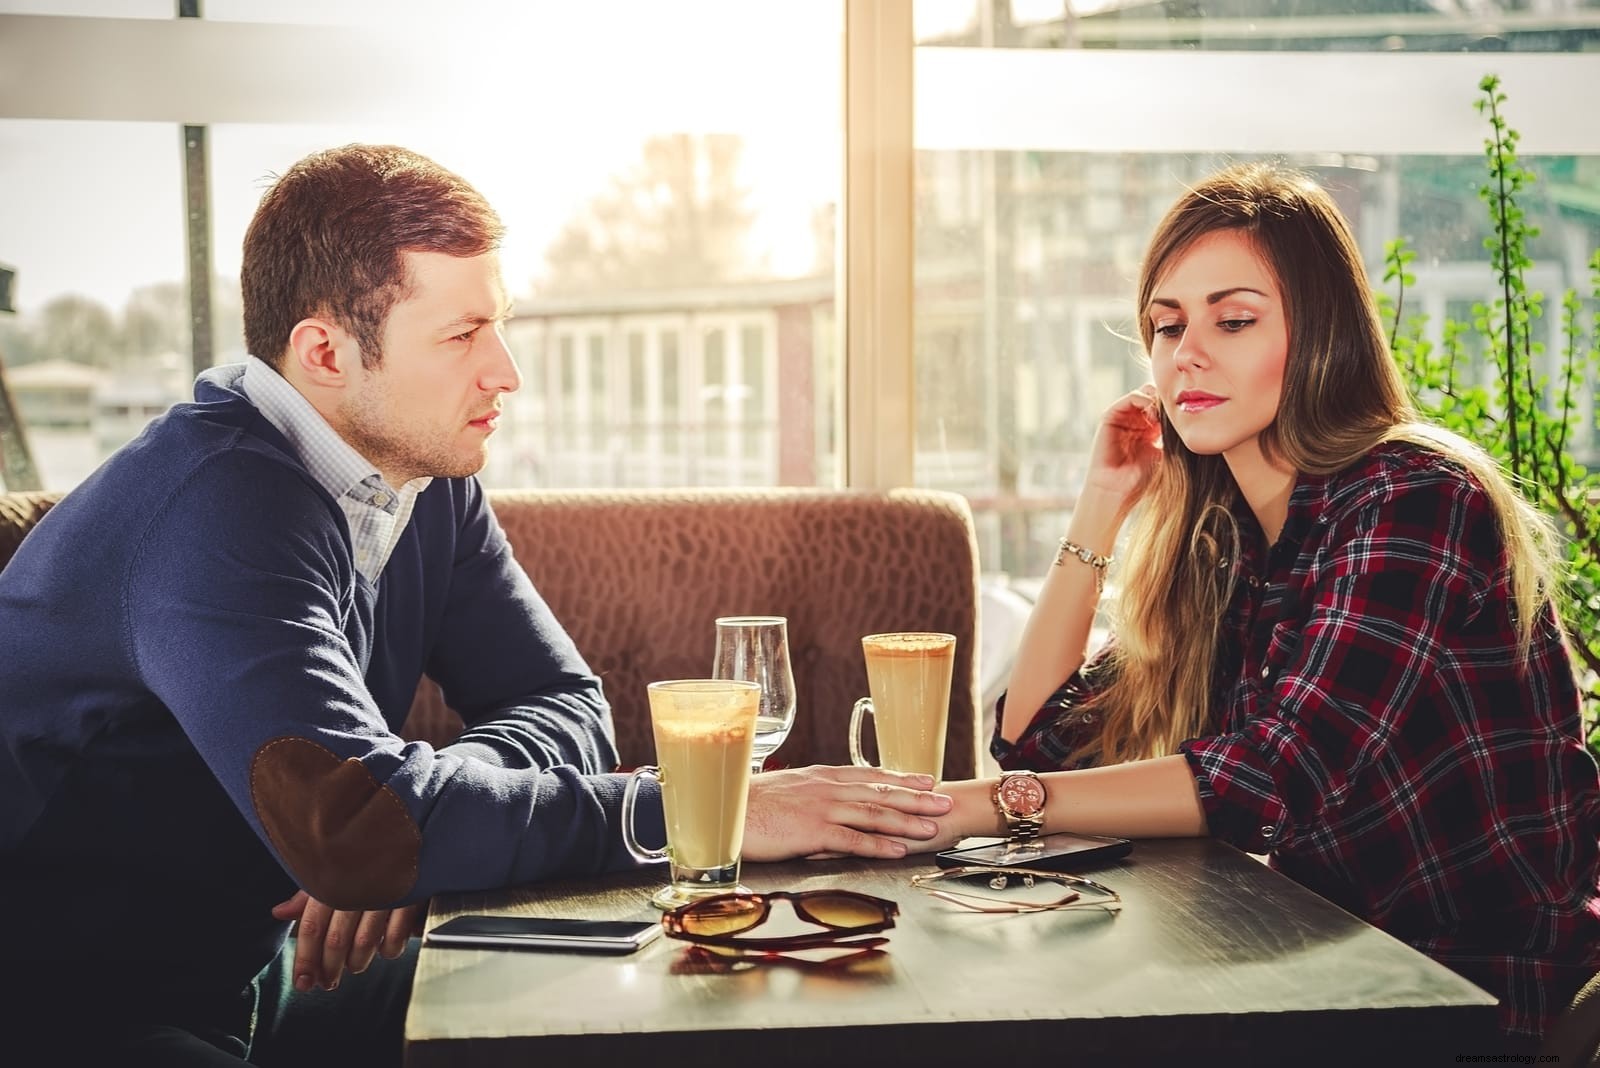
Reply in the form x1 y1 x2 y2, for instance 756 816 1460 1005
910 865 1124 915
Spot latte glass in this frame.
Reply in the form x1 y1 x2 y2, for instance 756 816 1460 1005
622 679 761 909
847 632 955 783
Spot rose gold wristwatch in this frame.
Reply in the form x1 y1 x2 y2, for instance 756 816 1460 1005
993 770 1047 845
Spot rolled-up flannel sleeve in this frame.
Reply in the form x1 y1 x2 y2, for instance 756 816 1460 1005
127 459 650 912
991 644 1119 770
1179 467 1493 855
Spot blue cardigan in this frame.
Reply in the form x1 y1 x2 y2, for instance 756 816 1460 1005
0 365 661 1007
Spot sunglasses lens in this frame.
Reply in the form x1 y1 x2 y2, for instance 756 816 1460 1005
802 891 891 929
674 896 766 937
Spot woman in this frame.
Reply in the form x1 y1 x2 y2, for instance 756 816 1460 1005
926 162 1600 1045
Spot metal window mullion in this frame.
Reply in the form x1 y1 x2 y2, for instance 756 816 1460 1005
178 3 213 378
183 124 215 377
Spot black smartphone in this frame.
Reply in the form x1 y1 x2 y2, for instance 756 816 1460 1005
424 914 663 954
935 832 1134 872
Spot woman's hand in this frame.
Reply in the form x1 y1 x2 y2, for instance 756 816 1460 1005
1080 384 1164 513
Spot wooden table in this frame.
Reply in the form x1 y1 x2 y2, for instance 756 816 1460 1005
404 838 1498 1067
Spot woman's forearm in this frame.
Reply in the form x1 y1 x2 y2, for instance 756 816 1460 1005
939 755 1208 842
1000 490 1129 741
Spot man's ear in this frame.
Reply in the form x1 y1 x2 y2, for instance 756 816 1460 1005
286 317 357 388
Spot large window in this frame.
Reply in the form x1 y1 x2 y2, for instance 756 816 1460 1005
4 2 1597 706
0 119 184 488
0 2 843 492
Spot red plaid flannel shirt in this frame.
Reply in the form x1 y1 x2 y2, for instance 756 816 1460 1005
994 441 1600 1040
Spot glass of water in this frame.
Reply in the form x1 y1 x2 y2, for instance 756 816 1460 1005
712 616 797 773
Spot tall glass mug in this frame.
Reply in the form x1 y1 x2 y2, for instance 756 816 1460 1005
622 679 761 909
847 632 956 783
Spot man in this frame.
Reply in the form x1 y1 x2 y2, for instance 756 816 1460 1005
0 145 948 1065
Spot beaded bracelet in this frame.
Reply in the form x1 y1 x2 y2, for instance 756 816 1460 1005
1055 537 1113 594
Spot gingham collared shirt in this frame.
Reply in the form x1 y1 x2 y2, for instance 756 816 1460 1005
239 356 431 582
993 440 1600 1041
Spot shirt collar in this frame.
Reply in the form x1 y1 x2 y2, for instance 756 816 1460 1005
1278 469 1335 549
238 355 431 501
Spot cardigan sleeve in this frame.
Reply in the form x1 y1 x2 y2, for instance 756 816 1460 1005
124 453 656 911
418 477 620 777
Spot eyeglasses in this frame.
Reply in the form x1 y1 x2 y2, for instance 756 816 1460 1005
661 889 898 951
910 866 1123 915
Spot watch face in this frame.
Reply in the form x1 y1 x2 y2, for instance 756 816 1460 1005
998 773 1046 817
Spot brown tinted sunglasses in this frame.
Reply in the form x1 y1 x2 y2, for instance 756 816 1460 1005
661 889 898 950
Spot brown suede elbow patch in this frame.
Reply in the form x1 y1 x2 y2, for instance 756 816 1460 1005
249 737 421 910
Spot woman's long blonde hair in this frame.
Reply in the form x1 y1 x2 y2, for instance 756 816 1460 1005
1080 162 1559 767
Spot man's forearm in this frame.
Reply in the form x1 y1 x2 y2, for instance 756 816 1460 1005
446 677 619 773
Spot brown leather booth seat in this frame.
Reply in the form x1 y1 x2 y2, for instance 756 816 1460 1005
0 487 983 778
0 491 56 567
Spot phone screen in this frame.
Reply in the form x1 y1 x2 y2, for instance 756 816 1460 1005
935 832 1133 871
424 914 663 954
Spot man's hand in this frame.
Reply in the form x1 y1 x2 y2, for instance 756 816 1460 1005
741 765 953 862
892 776 996 855
270 890 424 993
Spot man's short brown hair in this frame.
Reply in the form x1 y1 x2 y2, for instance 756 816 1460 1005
241 144 504 370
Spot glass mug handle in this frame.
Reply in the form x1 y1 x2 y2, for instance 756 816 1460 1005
848 698 875 767
620 765 668 863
